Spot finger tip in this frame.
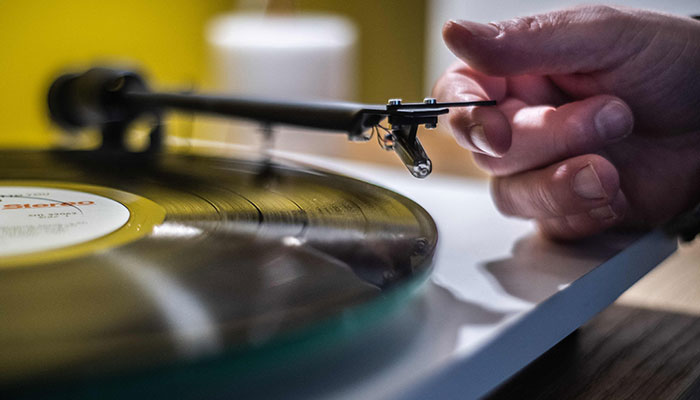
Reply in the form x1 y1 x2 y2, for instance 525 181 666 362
442 20 506 74
442 20 490 58
447 109 471 148
442 19 465 41
584 190 627 230
447 99 512 157
610 189 628 221
489 123 512 157
471 106 512 156
594 98 634 143
442 20 461 50
586 156 620 199
450 119 505 158
442 19 459 35
452 128 473 150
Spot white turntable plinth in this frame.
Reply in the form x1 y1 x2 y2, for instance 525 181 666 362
259 153 678 400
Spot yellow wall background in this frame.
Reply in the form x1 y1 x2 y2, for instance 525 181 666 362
0 0 232 147
0 0 426 148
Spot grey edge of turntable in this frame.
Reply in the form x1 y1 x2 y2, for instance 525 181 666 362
264 152 678 400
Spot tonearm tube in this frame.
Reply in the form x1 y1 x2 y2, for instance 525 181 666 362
47 67 496 178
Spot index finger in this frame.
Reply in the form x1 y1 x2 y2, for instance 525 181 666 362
432 61 511 157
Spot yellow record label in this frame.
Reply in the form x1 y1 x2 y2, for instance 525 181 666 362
0 181 165 268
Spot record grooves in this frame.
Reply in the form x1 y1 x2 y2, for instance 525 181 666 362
0 150 436 391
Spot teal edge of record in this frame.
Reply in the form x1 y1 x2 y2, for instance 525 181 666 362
16 263 434 399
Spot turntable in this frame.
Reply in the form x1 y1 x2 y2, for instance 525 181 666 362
0 68 680 399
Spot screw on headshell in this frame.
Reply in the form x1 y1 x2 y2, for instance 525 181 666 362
423 97 438 129
387 98 402 106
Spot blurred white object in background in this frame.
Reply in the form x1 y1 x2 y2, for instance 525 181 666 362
425 0 700 93
208 13 356 101
198 12 357 155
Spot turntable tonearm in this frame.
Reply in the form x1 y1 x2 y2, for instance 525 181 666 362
47 67 496 178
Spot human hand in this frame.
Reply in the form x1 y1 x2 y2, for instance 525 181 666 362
433 5 700 239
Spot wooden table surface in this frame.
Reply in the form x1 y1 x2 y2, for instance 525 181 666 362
486 239 700 400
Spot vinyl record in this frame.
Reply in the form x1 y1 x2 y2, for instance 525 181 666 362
0 150 436 392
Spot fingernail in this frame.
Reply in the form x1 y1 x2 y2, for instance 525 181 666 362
469 124 500 157
589 205 616 220
595 101 632 141
573 164 606 200
454 20 500 38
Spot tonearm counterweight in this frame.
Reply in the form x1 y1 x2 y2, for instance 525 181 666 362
48 67 496 178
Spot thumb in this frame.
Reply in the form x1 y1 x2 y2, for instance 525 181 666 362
443 5 645 76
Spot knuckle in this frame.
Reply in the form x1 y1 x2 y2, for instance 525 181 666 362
490 178 519 216
515 16 542 32
503 15 547 34
577 5 634 37
588 4 621 19
500 10 578 36
531 182 564 216
569 4 621 21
